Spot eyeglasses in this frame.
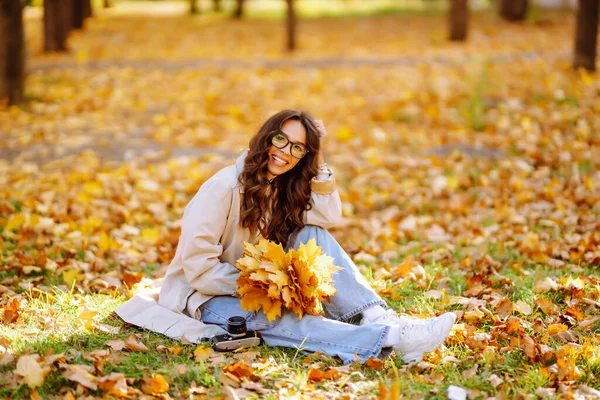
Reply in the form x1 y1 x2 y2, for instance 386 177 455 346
271 131 309 159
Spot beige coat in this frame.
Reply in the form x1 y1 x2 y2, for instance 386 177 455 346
116 150 343 342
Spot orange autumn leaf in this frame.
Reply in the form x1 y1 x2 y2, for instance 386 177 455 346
565 305 585 321
97 373 130 398
556 345 582 381
510 334 537 361
548 324 568 336
379 380 400 400
122 271 144 288
222 362 257 381
365 357 385 370
307 367 340 382
494 297 513 319
534 297 560 315
1 297 21 324
390 256 413 280
141 374 169 395
167 344 183 355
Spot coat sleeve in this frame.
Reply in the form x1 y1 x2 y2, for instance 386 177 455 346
304 169 343 230
179 174 240 296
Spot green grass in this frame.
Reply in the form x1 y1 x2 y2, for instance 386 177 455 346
2 239 599 398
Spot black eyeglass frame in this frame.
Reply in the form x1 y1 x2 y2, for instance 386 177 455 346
270 130 310 159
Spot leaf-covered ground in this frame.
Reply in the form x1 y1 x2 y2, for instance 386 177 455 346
1 2 600 399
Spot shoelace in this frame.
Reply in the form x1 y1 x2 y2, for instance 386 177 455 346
370 309 400 324
399 317 433 340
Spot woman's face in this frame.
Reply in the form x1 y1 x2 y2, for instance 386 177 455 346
267 119 307 178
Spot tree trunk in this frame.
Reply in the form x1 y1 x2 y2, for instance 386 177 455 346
190 0 199 14
499 0 528 21
72 0 91 29
103 0 111 8
233 0 244 18
285 0 296 51
449 0 468 41
1 0 26 105
213 0 221 12
83 0 92 19
44 0 71 52
573 0 599 71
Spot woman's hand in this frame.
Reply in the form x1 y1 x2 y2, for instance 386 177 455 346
314 119 328 138
314 119 327 165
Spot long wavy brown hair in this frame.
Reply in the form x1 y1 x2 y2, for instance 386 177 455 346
239 110 321 248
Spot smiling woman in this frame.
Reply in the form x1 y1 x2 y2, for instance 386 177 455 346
117 109 456 365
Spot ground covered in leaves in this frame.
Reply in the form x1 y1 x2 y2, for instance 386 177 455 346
1 2 600 399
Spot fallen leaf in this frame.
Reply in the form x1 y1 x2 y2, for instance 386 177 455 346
556 345 582 381
462 363 478 378
167 344 183 355
61 364 98 390
533 277 559 293
307 367 341 382
62 269 85 286
494 297 513 318
125 335 149 352
95 323 120 334
365 357 385 370
535 387 555 398
578 317 599 329
1 297 21 324
122 271 144 288
106 339 126 351
193 345 212 362
77 305 98 330
97 372 130 397
488 373 503 388
534 297 560 315
222 362 257 381
141 374 169 395
15 355 51 388
513 300 532 316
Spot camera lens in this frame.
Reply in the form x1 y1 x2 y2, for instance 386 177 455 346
226 316 247 338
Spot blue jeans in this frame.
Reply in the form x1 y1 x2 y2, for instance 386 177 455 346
199 225 390 364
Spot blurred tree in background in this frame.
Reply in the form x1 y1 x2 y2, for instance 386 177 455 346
1 0 599 106
0 0 25 105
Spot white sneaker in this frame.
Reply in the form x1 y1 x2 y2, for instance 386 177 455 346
393 312 456 364
360 308 401 326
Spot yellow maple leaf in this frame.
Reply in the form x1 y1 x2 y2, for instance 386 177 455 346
15 355 51 388
193 345 212 362
63 269 85 286
98 231 118 251
141 228 160 244
3 213 26 233
77 305 98 330
236 238 340 321
142 374 169 395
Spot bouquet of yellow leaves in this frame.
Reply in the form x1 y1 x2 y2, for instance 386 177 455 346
236 238 341 321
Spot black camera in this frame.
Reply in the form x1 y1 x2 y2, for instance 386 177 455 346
211 316 263 352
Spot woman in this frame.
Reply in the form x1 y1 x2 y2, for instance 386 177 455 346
119 109 455 364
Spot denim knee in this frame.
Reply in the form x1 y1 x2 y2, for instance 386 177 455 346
294 225 328 245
